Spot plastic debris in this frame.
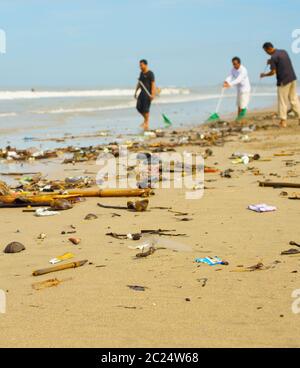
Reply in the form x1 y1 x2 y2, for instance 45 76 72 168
195 256 228 266
35 208 60 217
248 204 277 213
49 252 75 264
68 238 81 245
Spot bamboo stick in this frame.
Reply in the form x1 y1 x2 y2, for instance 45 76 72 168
0 194 79 205
32 260 88 276
67 188 152 197
0 188 152 206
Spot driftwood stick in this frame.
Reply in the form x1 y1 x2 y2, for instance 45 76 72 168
67 188 152 197
259 181 300 188
32 260 88 276
97 203 127 210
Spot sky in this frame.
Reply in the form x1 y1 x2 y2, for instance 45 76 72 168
0 0 300 88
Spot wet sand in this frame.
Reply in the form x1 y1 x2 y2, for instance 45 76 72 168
0 111 300 347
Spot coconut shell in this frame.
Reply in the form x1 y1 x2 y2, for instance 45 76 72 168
4 242 26 254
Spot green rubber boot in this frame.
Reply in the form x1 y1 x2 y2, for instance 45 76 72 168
236 108 247 121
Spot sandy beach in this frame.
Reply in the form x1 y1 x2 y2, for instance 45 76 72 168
0 110 299 348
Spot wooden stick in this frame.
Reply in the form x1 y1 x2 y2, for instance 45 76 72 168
32 260 88 276
259 181 300 188
0 188 152 206
0 194 78 206
67 188 152 197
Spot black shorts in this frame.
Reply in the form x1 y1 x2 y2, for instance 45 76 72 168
136 93 151 114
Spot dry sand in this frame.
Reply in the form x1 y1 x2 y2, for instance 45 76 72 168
0 111 300 348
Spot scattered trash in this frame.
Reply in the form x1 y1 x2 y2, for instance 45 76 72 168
98 199 149 212
0 181 11 195
127 199 149 212
3 241 26 254
141 229 187 237
107 229 187 239
37 233 47 240
130 235 192 253
231 152 260 161
32 277 71 290
49 252 74 264
288 193 300 200
127 285 148 291
195 256 228 266
35 208 60 217
231 262 269 272
115 305 138 310
221 169 233 178
197 278 208 287
136 247 156 258
126 233 142 240
231 155 250 165
107 232 128 240
280 191 289 197
50 199 73 211
248 204 277 213
290 241 300 248
68 237 81 245
144 131 156 138
84 213 98 220
281 249 300 255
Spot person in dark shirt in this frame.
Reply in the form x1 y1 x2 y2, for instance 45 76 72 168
134 59 156 131
261 42 300 127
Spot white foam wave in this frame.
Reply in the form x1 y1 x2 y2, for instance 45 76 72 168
0 112 18 118
0 88 190 101
31 91 277 115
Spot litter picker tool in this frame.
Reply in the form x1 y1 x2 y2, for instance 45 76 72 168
206 88 225 122
138 79 173 127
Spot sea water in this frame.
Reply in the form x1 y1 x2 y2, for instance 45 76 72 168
0 85 282 150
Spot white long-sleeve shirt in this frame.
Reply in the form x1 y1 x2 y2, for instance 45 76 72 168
225 65 251 93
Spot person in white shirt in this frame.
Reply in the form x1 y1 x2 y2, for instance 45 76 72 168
223 57 251 120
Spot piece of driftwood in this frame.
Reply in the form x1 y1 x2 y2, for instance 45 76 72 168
98 199 149 212
0 172 40 176
0 193 79 206
32 260 88 276
259 181 300 188
98 203 127 210
67 188 152 197
288 193 300 200
32 277 72 290
0 188 152 207
106 232 141 240
141 229 187 236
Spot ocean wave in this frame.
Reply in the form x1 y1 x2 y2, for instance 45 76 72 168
30 91 278 115
0 88 191 100
0 112 18 118
33 103 136 115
